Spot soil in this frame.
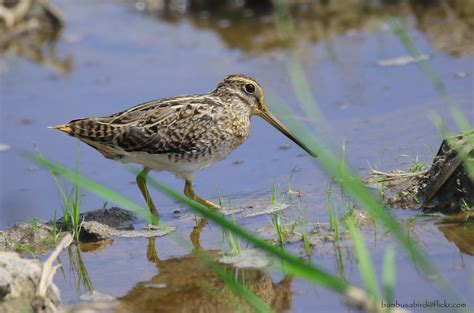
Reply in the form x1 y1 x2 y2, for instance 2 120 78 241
0 223 58 257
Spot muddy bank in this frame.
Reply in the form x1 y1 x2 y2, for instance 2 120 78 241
0 200 300 256
0 223 59 257
0 208 133 256
0 207 176 256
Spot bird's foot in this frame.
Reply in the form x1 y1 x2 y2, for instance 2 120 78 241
193 197 221 211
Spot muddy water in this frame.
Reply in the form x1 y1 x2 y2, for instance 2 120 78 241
1 0 473 312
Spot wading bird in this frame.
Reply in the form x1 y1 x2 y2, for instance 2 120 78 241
52 74 316 217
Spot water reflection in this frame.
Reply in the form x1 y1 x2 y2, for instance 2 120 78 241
117 220 293 312
437 213 474 256
127 0 474 56
0 0 72 73
62 244 94 294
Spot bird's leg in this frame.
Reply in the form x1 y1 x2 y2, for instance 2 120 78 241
136 167 159 217
190 218 208 251
184 179 220 210
146 237 161 266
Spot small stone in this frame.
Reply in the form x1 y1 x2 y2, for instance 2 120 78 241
135 0 146 11
235 203 288 218
20 118 33 125
143 283 166 289
0 144 11 152
285 232 303 243
173 210 187 219
376 54 429 67
218 249 270 269
217 19 231 28
454 72 468 78
27 166 40 172
350 210 374 226
80 290 116 302
80 221 110 242
256 224 303 243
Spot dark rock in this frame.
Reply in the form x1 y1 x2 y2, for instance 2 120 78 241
54 207 136 230
420 131 473 212
387 131 473 213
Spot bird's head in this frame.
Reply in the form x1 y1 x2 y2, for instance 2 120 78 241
215 74 317 158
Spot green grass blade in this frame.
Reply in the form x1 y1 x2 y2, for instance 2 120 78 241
382 246 396 312
36 149 72 228
388 17 449 101
388 18 473 140
269 76 466 308
25 153 151 220
346 217 380 303
139 168 348 293
26 153 277 311
26 152 392 311
266 6 464 303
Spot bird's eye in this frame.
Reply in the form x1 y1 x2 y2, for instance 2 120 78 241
244 83 255 94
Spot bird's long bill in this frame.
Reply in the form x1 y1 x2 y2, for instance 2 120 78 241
258 110 318 158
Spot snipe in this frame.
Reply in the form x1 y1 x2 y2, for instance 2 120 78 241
52 74 316 217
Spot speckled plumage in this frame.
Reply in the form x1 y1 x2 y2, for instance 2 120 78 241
53 74 315 215
55 75 260 180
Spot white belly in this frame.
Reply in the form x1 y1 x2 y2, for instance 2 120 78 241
119 143 235 180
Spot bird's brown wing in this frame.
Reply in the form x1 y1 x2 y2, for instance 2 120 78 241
64 100 176 141
114 100 223 155
63 96 223 157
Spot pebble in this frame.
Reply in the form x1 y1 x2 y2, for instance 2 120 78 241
376 54 430 67
80 290 116 302
454 72 468 78
0 144 11 152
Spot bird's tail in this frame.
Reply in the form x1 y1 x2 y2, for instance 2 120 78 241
49 120 120 159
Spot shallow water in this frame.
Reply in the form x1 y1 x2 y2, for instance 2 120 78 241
1 0 473 312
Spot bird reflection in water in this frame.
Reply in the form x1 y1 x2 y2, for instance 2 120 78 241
116 219 293 312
